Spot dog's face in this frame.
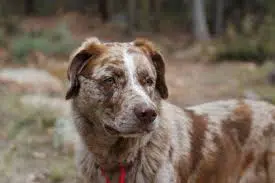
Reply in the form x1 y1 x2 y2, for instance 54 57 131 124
66 37 168 136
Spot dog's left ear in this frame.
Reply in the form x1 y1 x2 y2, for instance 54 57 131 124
134 38 168 99
66 37 105 100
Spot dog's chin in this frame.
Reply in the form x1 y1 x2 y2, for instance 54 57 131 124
103 124 154 138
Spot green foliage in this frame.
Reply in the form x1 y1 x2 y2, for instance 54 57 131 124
0 16 21 36
0 93 58 140
10 22 77 61
215 17 275 63
33 0 57 16
48 167 64 183
240 62 275 104
0 28 7 48
7 108 57 139
215 37 270 64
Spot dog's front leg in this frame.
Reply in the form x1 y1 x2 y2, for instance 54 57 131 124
154 161 176 183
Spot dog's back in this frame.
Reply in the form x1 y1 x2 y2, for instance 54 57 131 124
161 99 275 182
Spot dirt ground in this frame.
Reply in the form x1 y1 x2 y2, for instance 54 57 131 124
1 14 275 183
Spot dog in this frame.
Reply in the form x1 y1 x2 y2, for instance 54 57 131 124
65 37 275 183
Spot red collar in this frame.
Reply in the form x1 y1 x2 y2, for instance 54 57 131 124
100 164 126 183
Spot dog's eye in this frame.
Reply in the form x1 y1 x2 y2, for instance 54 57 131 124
103 77 115 84
145 77 154 86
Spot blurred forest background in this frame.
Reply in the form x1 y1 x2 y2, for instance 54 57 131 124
1 0 275 183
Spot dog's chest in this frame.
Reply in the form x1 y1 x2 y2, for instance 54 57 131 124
94 160 176 183
94 167 143 183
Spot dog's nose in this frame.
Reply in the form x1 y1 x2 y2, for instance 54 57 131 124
134 105 157 124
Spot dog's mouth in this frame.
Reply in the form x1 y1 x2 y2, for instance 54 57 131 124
104 125 121 135
103 124 153 137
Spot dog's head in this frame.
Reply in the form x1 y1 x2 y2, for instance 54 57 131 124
66 37 168 136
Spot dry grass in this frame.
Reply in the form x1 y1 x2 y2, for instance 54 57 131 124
0 90 78 183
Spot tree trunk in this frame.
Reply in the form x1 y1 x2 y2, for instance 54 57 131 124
140 0 150 31
192 0 210 41
98 0 110 23
108 0 114 18
25 0 35 15
127 0 136 35
215 0 224 35
152 0 162 32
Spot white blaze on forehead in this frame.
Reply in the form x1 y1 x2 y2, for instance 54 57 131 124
123 50 153 105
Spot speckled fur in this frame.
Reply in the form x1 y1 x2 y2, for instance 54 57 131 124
66 37 275 183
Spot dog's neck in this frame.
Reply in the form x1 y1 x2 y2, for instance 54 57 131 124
74 110 151 171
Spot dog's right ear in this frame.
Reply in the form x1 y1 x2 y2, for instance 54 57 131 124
134 38 168 99
65 37 105 100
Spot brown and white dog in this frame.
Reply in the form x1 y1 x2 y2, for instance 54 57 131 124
65 37 275 183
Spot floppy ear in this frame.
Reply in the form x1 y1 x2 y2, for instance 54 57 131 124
134 38 168 99
66 37 105 100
